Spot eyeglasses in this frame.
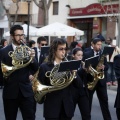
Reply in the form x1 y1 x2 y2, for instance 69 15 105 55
41 44 48 46
14 34 25 37
58 48 67 51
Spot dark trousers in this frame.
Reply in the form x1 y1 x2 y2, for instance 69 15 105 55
3 90 36 120
0 78 3 87
73 88 91 120
45 103 72 120
77 95 91 120
116 108 120 120
88 83 111 120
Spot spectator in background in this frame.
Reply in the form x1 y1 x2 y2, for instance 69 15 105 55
70 41 78 50
29 40 36 48
97 32 105 42
0 39 8 89
0 39 8 48
106 37 118 86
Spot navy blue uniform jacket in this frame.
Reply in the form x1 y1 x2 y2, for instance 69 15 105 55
0 44 38 99
38 62 81 118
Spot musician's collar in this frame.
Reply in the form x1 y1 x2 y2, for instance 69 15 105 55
37 47 41 52
54 60 62 65
12 43 21 51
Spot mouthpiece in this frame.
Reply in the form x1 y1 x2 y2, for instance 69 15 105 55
62 55 68 61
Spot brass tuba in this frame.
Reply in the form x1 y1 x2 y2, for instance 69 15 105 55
87 55 105 90
31 58 76 104
1 40 33 78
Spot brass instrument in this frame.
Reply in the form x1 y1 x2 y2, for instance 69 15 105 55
87 55 105 90
1 40 33 78
31 57 76 104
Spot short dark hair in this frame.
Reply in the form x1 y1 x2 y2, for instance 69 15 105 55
37 36 47 44
1 39 7 46
29 40 36 47
10 25 23 35
70 41 78 49
92 37 102 44
48 38 68 64
72 47 82 55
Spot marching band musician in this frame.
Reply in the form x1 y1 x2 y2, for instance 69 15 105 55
72 47 91 120
0 25 38 120
83 38 112 120
38 38 80 120
113 54 120 120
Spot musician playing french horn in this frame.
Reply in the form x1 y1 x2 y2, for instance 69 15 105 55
83 38 111 120
0 25 38 120
38 38 80 120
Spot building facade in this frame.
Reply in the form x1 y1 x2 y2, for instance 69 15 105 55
66 0 119 47
0 0 119 47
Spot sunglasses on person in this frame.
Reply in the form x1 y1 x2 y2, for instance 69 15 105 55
41 43 48 46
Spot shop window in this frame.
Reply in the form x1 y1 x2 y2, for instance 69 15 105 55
53 1 59 15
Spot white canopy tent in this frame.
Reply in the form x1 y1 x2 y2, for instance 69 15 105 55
36 22 84 36
4 24 38 37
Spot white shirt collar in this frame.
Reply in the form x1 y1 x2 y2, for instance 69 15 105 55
12 43 20 51
54 60 62 65
91 46 93 49
54 61 58 66
37 47 40 52
94 51 99 56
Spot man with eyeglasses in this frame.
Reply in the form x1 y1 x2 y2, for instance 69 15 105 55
0 25 38 120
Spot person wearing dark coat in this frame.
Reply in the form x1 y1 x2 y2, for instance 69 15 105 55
83 38 111 120
83 41 93 53
38 38 79 120
113 54 120 120
0 25 38 120
71 47 91 120
35 36 48 66
0 39 8 88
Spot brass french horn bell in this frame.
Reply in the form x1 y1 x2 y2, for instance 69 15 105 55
1 40 33 78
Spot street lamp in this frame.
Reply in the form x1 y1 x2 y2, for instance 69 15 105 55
26 0 32 43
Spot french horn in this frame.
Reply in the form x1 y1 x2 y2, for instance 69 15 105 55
31 57 76 104
1 40 33 78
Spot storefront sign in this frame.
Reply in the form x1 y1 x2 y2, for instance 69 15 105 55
93 24 99 29
69 3 119 16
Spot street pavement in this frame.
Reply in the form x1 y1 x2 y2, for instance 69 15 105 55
0 85 118 120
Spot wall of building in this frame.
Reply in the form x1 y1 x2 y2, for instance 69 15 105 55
49 0 69 24
107 18 116 39
31 1 39 26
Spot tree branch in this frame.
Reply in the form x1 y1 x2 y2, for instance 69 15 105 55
12 0 19 25
33 0 44 9
1 0 12 28
47 0 52 9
